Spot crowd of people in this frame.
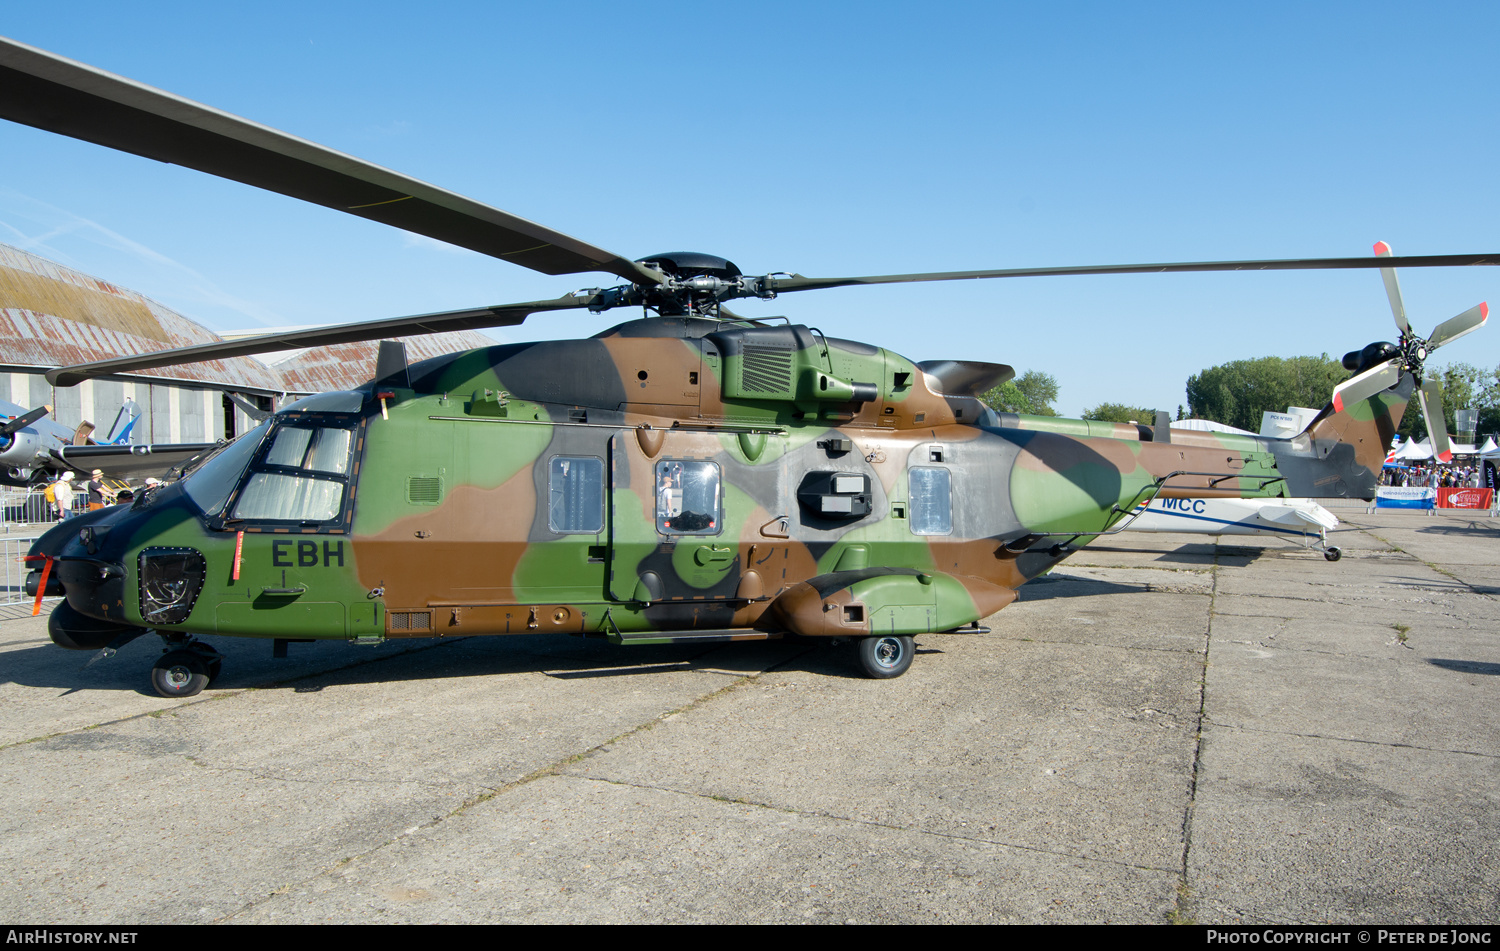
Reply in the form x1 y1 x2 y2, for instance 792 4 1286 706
38 469 161 521
1383 463 1485 488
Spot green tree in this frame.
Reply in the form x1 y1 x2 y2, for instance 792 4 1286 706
1480 363 1500 437
981 370 1059 416
1402 362 1488 440
1186 354 1348 432
1082 402 1157 424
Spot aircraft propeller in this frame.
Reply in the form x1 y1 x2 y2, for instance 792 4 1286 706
0 404 51 441
1331 242 1489 463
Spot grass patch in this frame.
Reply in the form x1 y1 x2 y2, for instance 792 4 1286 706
1167 879 1196 924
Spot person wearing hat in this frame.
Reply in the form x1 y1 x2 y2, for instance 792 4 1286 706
84 469 109 511
51 471 76 520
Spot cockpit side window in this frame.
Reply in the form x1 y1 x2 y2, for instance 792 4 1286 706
263 426 353 475
233 472 345 521
230 421 356 523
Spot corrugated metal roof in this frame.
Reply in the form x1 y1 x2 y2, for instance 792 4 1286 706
0 243 497 395
272 333 497 395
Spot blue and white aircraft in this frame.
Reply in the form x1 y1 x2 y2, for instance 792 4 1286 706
0 398 216 486
1121 496 1344 561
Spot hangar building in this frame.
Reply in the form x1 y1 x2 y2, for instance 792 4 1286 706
0 242 496 446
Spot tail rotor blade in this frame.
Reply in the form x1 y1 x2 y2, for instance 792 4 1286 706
1427 301 1489 351
1331 359 1402 413
1418 378 1453 463
1373 241 1410 335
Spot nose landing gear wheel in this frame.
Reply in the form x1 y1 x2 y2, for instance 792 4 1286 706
1324 547 1343 562
857 635 915 679
151 650 210 698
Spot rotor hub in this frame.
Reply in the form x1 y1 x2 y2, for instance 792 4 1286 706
636 252 743 282
1401 334 1432 379
580 252 779 317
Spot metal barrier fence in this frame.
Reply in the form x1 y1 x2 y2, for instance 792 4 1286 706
1319 498 1378 514
0 533 42 606
2 484 75 610
1 485 81 528
1320 495 1498 516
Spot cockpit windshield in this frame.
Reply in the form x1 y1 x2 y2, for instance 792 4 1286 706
180 420 272 516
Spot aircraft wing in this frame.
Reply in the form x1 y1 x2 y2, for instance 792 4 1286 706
53 442 219 480
1122 498 1337 536
1254 501 1339 532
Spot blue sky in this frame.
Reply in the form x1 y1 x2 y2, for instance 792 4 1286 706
2 2 1497 416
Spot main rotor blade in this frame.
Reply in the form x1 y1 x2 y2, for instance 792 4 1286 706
761 252 1500 295
1418 377 1453 463
1373 241 1410 335
0 36 660 286
0 404 51 439
1427 301 1489 350
1331 359 1403 413
45 295 594 387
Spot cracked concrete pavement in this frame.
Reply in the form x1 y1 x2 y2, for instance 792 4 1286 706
1 510 1496 923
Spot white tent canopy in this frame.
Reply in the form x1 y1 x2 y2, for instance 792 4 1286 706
1387 438 1480 462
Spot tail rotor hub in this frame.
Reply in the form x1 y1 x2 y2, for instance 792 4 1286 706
1400 334 1431 380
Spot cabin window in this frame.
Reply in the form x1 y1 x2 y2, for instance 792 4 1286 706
228 420 356 523
655 460 721 535
908 466 952 535
548 456 604 534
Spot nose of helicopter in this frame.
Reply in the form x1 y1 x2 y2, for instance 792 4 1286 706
25 504 140 637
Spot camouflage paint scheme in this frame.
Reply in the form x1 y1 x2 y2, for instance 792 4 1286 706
32 315 1408 660
0 36 1448 683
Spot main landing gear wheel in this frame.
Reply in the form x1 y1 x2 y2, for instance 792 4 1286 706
1324 547 1343 562
151 650 210 698
857 635 915 679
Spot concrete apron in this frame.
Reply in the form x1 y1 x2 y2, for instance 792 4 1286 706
0 509 1495 923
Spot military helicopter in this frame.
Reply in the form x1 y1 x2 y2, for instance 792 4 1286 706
3 36 1494 696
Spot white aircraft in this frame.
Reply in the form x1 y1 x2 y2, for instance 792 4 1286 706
1121 496 1345 561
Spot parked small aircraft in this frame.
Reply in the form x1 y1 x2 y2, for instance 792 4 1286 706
0 398 217 486
1121 496 1344 560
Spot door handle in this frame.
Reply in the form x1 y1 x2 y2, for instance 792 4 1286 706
694 545 733 566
